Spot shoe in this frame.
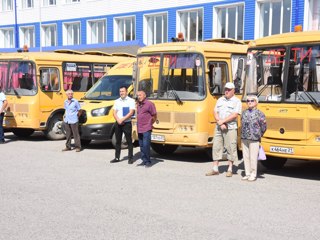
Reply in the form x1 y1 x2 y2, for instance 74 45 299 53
62 147 71 151
205 170 219 176
226 171 233 177
110 158 120 163
128 159 134 164
242 176 250 181
136 162 145 167
248 176 257 182
0 141 5 144
145 162 152 168
75 148 81 152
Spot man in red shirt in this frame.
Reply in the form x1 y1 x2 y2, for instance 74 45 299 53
136 90 157 168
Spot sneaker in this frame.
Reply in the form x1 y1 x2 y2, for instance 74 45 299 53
136 162 145 167
241 176 250 181
128 159 134 164
75 148 81 152
226 171 233 177
205 170 219 176
110 158 120 163
248 176 257 182
145 162 152 168
62 147 71 151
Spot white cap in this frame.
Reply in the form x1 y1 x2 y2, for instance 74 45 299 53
225 82 235 89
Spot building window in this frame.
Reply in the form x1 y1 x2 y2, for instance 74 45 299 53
20 26 35 48
0 28 14 48
63 22 80 45
144 13 168 45
177 8 203 41
114 16 135 42
214 4 244 40
66 0 80 3
87 19 106 44
305 0 320 30
257 0 291 37
1 0 13 11
42 25 56 47
43 0 56 6
22 0 34 8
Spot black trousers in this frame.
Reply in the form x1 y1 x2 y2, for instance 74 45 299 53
115 122 133 160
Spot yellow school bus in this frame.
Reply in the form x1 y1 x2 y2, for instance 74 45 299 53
132 40 247 155
244 31 320 169
0 50 131 140
79 58 135 147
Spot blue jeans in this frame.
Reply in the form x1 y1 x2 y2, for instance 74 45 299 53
0 113 4 142
138 131 151 164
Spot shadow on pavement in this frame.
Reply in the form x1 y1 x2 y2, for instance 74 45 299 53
258 159 320 181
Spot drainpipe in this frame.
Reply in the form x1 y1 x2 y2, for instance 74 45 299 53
14 0 19 49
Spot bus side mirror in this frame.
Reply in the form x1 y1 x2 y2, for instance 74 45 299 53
132 61 137 82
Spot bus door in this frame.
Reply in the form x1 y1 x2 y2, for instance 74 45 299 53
39 67 64 129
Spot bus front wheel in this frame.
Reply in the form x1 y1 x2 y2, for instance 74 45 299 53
12 128 35 138
260 156 287 170
151 143 178 155
45 114 65 140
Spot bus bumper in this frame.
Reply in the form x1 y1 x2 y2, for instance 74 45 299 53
148 132 211 147
263 141 320 161
80 123 114 140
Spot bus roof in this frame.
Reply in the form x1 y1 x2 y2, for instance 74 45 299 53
249 31 320 47
0 51 130 63
137 41 248 55
107 58 136 76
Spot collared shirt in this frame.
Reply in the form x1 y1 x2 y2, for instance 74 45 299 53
113 96 135 123
241 108 267 141
137 99 157 133
0 92 6 113
214 95 242 129
64 98 80 124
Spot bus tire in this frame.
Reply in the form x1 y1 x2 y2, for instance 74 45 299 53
80 139 92 146
111 132 131 149
45 114 65 140
12 128 35 138
151 143 178 155
260 156 287 170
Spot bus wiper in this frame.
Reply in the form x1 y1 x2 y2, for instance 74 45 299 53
13 89 21 98
165 78 183 105
295 78 320 107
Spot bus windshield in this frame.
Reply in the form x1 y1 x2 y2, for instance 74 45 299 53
0 61 37 96
245 46 320 106
84 75 132 100
136 53 205 101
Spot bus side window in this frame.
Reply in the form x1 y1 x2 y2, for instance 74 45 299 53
209 64 222 94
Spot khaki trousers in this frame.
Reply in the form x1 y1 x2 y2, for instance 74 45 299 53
241 139 259 178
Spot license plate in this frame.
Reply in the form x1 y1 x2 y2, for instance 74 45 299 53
151 134 165 142
270 146 294 154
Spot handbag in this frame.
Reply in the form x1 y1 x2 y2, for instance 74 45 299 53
258 145 267 161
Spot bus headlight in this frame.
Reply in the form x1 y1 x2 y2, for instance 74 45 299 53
91 106 112 116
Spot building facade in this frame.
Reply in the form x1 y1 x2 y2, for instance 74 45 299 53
0 0 319 53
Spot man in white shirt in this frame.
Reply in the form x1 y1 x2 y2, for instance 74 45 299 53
111 86 135 164
0 88 8 144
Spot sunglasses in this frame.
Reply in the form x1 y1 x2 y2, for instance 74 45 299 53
247 99 255 103
225 88 233 91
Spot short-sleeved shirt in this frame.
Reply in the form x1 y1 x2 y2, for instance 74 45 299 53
137 99 157 133
113 96 135 123
214 95 242 129
64 98 80 124
0 92 6 113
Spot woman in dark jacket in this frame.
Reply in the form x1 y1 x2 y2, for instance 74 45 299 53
241 95 267 181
